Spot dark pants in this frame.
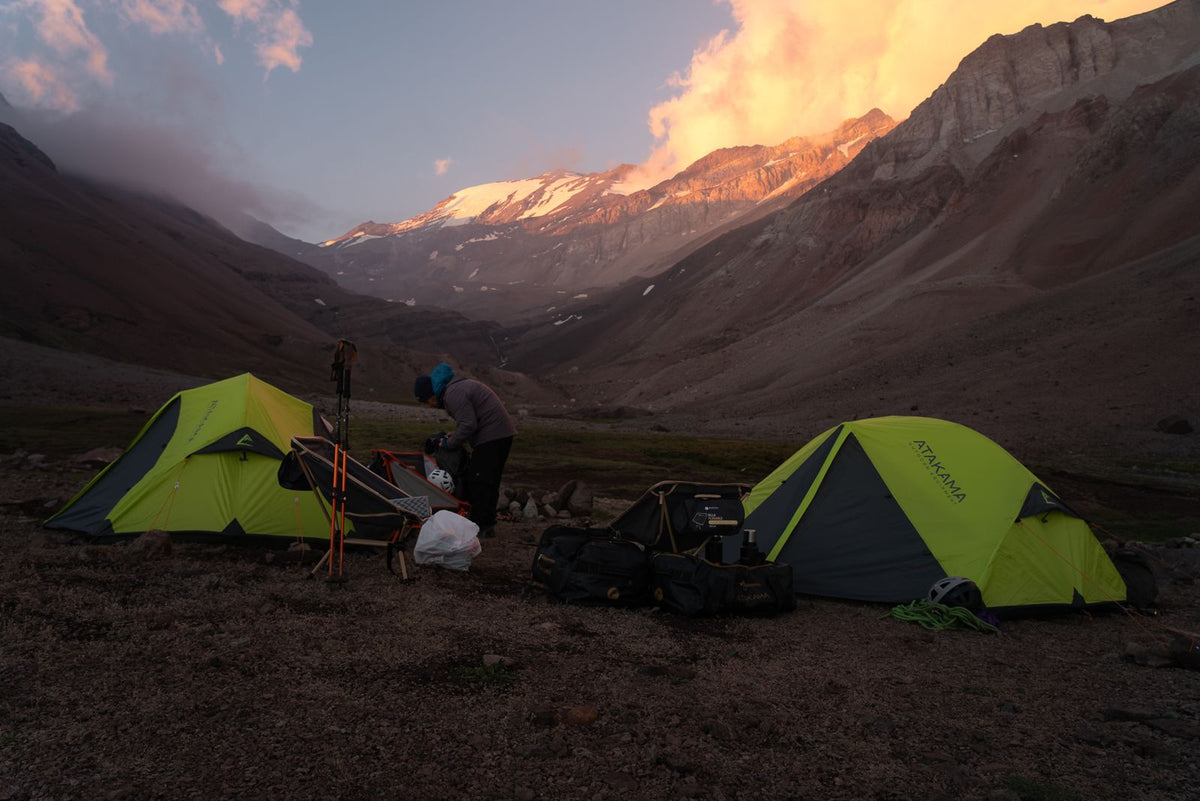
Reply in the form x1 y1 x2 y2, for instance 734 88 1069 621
465 436 512 529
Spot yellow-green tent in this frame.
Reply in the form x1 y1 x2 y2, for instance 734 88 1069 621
46 374 335 541
743 416 1126 612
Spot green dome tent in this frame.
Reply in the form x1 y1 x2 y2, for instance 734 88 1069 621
45 373 336 541
742 416 1126 613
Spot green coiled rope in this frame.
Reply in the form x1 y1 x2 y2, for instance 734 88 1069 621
887 599 999 634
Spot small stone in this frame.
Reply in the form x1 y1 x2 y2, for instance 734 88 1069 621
128 529 172 557
1156 415 1193 435
530 704 598 727
482 654 514 667
1144 718 1200 740
73 446 125 468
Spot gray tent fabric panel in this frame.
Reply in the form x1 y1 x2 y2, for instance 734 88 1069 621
1017 483 1082 521
191 427 285 459
778 434 946 603
743 425 842 557
44 399 182 535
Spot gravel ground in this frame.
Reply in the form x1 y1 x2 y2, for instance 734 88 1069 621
1 457 1199 801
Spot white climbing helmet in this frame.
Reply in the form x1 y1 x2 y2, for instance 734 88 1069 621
427 468 455 495
927 576 983 610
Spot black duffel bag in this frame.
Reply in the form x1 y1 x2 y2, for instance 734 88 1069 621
532 525 652 607
651 552 795 617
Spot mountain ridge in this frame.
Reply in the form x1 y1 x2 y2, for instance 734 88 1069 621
291 110 897 317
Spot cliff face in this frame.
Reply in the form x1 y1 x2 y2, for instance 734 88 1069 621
502 1 1200 469
875 0 1200 178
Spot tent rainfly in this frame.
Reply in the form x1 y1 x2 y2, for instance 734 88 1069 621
742 416 1127 613
45 373 336 541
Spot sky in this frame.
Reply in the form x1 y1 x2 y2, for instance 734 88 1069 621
0 0 1167 243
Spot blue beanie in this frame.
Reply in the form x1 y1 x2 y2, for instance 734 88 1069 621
430 362 455 396
413 375 434 402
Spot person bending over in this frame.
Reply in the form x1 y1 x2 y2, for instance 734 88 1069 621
414 362 515 538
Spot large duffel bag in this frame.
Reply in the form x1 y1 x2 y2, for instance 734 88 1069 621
651 552 795 617
532 525 652 607
609 481 751 552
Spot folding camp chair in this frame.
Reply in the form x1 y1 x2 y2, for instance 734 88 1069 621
368 449 470 516
279 436 449 580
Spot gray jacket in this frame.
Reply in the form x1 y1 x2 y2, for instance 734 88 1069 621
441 375 516 451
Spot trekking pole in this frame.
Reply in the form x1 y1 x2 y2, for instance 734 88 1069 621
337 444 348 577
330 340 357 449
328 442 340 578
327 341 356 580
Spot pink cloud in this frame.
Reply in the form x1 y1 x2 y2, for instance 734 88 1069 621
117 0 205 36
217 0 270 22
218 0 312 74
5 58 79 111
636 0 1166 184
255 8 312 73
434 158 452 176
23 0 112 83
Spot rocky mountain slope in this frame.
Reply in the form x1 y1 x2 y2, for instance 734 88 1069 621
295 111 897 317
0 121 543 404
505 0 1200 466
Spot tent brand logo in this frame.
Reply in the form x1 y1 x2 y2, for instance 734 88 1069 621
236 434 254 447
909 440 968 503
185 400 219 444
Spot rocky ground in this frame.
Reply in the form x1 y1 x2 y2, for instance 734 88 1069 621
2 342 1199 801
2 452 1199 801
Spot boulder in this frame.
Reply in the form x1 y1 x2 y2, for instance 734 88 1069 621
522 498 540 520
554 480 578 510
566 482 594 517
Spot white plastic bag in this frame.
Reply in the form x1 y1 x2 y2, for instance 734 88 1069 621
413 510 481 571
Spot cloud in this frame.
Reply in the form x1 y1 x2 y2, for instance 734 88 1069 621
434 157 452 176
0 0 320 238
636 0 1165 184
5 59 79 111
10 101 323 232
0 0 313 114
217 0 312 74
17 0 112 85
117 0 204 36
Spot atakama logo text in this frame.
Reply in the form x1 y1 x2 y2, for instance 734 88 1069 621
909 440 968 503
